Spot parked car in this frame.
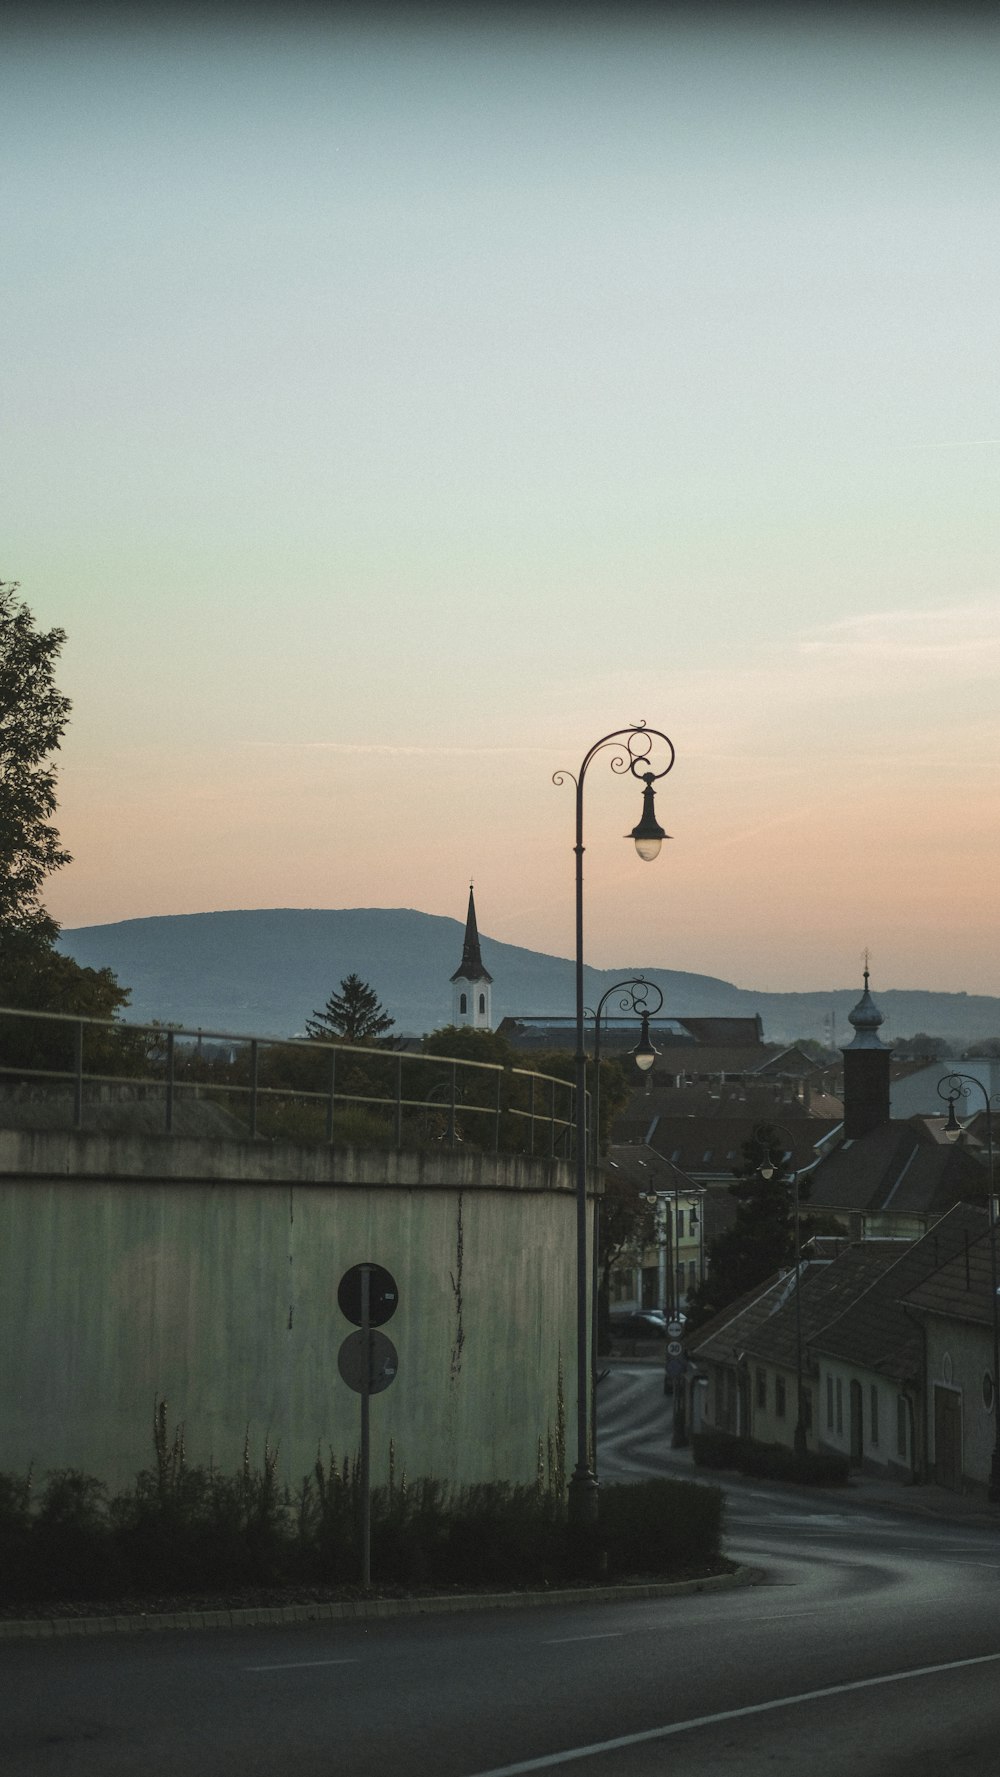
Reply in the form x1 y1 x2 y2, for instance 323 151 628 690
608 1310 670 1341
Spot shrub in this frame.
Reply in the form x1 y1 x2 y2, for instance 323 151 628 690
0 1441 724 1604
692 1431 848 1487
597 1478 723 1574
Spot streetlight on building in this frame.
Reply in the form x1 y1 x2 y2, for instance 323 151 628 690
757 1125 808 1459
554 724 676 1525
938 1070 1000 1502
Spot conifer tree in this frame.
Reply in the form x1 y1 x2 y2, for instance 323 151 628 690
306 974 395 1044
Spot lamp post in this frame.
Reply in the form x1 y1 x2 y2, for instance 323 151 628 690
586 976 664 1471
758 1125 807 1458
938 1070 1000 1501
586 975 664 1146
554 723 675 1525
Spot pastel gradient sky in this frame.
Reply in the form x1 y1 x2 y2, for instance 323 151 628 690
4 5 999 992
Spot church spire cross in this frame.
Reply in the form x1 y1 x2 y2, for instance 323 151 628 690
450 884 493 985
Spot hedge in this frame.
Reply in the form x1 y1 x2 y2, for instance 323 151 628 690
692 1429 849 1487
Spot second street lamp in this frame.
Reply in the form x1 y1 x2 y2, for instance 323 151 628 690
555 723 675 1526
586 976 665 1486
758 1126 808 1459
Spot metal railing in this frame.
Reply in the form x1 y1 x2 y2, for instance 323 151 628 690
0 1006 582 1158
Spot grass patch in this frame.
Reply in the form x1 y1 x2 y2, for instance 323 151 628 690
0 1423 724 1606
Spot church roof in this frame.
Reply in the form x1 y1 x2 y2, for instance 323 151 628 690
450 886 493 984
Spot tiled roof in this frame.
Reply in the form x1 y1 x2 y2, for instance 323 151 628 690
672 1017 764 1047
738 1242 904 1371
806 1119 987 1216
905 1223 999 1329
686 1272 788 1366
619 1113 841 1178
811 1203 988 1382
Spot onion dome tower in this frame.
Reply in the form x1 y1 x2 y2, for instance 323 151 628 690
841 962 892 1138
450 886 493 1029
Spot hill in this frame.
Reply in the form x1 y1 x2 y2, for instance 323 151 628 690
54 908 1000 1047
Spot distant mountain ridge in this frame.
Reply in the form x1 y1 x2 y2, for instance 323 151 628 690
55 907 1000 1047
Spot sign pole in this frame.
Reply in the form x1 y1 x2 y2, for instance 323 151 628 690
361 1263 371 1590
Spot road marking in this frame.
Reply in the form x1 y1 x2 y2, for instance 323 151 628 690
463 1650 1000 1776
542 1633 624 1646
246 1658 360 1673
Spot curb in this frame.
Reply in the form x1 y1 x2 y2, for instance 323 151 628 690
0 1565 759 1642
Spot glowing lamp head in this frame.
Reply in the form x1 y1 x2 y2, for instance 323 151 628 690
631 1009 658 1074
627 773 669 862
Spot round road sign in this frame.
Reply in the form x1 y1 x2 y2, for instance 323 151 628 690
338 1263 399 1328
338 1330 399 1395
667 1339 684 1357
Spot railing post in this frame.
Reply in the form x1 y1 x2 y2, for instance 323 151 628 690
449 1062 457 1149
494 1068 502 1152
165 1030 175 1133
529 1073 536 1157
250 1039 259 1139
327 1047 337 1143
395 1053 403 1147
73 1021 84 1130
550 1078 557 1158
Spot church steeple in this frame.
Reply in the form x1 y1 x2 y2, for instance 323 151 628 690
841 957 892 1137
450 885 493 1029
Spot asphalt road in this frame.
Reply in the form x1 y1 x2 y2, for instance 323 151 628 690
5 1365 1000 1777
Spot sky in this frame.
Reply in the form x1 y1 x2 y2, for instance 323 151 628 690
4 3 999 994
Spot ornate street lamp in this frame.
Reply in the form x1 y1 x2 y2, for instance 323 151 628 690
586 976 665 1140
585 976 665 1481
758 1126 807 1459
938 1070 1000 1501
554 724 675 1525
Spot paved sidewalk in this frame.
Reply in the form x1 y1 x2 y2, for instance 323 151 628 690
656 1436 1000 1529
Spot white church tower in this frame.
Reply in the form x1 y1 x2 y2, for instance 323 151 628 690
450 886 493 1029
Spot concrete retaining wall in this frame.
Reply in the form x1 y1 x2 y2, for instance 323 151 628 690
0 1130 589 1494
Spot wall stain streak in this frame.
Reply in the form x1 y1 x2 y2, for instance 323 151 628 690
288 1185 294 1333
449 1191 465 1382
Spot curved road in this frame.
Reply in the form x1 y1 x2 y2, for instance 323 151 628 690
4 1364 1000 1776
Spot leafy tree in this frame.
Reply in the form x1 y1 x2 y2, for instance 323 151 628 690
0 582 72 943
597 1168 658 1353
895 1033 955 1060
0 584 134 1070
683 1123 838 1331
306 974 395 1044
422 1026 514 1067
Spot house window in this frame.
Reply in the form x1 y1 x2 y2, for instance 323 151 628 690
870 1385 879 1447
478 993 485 1014
688 1260 697 1287
826 1374 834 1430
676 1209 685 1239
775 1375 787 1418
756 1369 767 1409
897 1395 908 1460
836 1377 843 1435
459 993 467 1014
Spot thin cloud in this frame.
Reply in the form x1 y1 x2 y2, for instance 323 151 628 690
799 604 1000 670
246 741 553 757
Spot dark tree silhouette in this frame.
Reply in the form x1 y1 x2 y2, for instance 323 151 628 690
306 974 395 1044
0 581 72 943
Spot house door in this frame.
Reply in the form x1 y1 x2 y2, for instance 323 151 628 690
934 1387 962 1492
849 1379 864 1468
